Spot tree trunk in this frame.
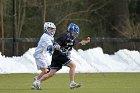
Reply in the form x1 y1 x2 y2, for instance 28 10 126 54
43 0 46 23
111 0 130 37
0 0 4 55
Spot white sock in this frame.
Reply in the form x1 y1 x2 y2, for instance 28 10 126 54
70 81 75 84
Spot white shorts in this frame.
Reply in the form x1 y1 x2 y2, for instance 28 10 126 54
34 56 51 70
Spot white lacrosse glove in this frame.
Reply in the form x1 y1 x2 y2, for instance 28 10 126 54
53 42 61 50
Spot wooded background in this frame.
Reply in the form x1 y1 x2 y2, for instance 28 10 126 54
0 0 140 56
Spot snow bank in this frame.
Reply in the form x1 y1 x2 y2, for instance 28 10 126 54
0 47 140 74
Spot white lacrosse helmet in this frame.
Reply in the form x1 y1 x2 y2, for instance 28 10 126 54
44 22 56 30
44 22 56 32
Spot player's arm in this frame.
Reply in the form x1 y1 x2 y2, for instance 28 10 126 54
75 37 91 45
47 41 61 55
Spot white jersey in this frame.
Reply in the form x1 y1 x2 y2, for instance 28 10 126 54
34 33 54 69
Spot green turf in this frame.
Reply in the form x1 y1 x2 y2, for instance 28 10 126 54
0 73 140 93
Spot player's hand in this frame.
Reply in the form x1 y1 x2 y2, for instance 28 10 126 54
79 37 91 45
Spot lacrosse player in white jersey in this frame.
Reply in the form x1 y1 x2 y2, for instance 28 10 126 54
32 22 58 89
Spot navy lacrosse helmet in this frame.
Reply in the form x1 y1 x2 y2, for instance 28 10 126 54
68 23 80 35
67 23 80 41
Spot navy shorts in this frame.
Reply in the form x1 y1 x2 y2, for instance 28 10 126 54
50 50 71 71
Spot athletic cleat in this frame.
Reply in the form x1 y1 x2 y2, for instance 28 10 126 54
70 83 81 89
31 85 41 90
31 80 41 90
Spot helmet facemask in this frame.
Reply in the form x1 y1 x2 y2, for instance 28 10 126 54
71 31 79 38
44 22 56 36
67 31 79 41
47 27 56 36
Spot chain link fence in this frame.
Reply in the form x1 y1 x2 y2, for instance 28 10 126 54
0 38 140 56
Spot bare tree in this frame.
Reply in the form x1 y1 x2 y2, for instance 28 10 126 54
43 0 46 23
0 0 4 54
111 0 130 37
14 0 26 55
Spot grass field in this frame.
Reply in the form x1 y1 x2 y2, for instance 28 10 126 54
0 73 140 93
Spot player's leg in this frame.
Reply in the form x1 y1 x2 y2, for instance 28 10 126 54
32 56 58 90
34 57 50 80
67 61 76 82
34 68 49 80
39 69 57 81
32 57 50 89
67 61 81 89
32 69 57 90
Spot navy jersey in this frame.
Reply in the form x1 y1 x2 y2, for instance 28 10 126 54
55 33 75 54
50 33 75 70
